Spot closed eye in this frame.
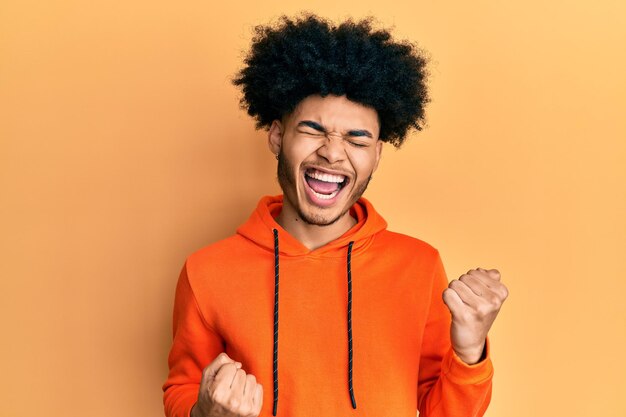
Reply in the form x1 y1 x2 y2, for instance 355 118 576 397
296 120 374 148
348 140 368 148
298 129 325 137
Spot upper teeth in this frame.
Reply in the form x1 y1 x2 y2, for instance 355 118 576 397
306 169 346 183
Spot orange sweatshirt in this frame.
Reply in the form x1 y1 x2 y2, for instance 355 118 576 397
163 194 493 417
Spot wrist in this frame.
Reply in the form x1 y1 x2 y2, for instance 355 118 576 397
454 341 486 365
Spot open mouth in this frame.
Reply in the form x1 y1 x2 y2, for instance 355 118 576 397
303 168 349 202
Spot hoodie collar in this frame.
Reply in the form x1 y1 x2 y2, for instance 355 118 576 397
236 194 388 257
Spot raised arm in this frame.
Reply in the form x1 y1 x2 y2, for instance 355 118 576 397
417 252 508 417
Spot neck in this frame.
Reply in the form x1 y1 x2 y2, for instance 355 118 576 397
275 201 357 251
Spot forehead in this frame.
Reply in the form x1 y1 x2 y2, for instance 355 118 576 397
285 94 380 134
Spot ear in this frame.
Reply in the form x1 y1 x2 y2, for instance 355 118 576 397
268 119 283 156
372 140 383 172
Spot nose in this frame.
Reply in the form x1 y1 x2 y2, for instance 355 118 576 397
316 132 347 164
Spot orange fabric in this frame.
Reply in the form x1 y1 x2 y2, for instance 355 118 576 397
163 195 493 417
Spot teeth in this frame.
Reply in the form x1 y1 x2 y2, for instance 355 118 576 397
306 169 346 183
311 188 340 200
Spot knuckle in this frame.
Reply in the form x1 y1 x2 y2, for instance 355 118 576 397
501 285 509 299
488 297 501 310
209 387 224 402
227 397 241 410
214 352 231 366
476 303 492 317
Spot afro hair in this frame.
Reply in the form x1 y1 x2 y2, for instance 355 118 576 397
231 12 430 148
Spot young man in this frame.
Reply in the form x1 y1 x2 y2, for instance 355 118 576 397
163 13 508 417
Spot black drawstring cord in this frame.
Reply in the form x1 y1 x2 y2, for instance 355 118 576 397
347 241 357 409
271 230 357 414
272 228 279 416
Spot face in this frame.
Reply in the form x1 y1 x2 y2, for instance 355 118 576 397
268 94 383 226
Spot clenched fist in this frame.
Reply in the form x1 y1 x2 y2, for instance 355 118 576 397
191 352 263 417
442 268 508 364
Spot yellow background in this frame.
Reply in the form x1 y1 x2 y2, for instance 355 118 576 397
1 1 625 416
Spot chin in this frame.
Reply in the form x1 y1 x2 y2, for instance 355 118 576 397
297 206 349 226
296 182 355 226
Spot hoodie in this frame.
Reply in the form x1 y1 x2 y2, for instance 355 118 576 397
163 195 493 417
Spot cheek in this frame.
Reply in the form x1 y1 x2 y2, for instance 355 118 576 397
286 141 318 166
350 151 378 178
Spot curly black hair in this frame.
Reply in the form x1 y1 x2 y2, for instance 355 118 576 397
231 12 430 148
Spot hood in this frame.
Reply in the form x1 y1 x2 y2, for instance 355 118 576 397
236 194 388 257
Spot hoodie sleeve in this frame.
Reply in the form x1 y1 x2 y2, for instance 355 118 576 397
162 262 226 417
417 250 493 417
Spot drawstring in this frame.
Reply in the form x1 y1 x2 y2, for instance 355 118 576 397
272 229 280 416
271 228 356 415
347 241 356 409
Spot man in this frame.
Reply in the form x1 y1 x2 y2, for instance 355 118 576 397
163 13 508 417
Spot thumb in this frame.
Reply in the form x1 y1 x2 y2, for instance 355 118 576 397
203 352 242 384
442 287 465 317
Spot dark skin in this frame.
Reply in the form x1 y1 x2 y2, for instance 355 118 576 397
190 94 508 416
268 94 383 250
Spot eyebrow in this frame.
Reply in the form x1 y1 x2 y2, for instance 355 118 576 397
297 120 373 139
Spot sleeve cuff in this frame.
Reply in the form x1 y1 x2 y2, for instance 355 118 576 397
441 337 494 385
